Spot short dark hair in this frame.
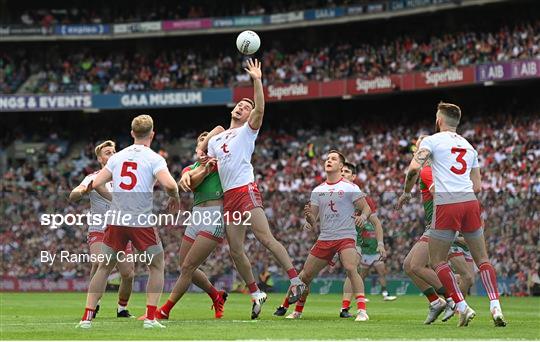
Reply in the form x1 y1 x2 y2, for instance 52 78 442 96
328 150 346 164
239 98 255 108
437 102 461 126
197 131 209 142
343 161 357 174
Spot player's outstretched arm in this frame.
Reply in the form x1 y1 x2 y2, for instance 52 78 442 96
396 148 431 209
179 161 215 192
470 167 481 193
156 169 180 199
92 168 112 190
94 183 112 201
197 125 225 158
69 184 89 202
245 58 265 130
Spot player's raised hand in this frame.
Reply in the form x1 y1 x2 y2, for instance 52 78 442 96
303 222 313 231
395 193 412 210
179 172 192 192
244 58 262 80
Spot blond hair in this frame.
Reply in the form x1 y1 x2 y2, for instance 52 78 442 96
131 115 154 139
94 140 116 158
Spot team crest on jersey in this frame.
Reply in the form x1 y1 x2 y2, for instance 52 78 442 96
338 190 344 198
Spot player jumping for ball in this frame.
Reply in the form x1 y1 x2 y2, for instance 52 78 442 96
199 58 306 319
397 102 506 327
70 140 135 319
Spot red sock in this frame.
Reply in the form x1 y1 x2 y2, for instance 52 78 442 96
286 268 298 279
479 262 500 301
356 295 366 311
118 298 129 306
160 299 176 316
81 307 94 321
295 298 306 313
247 282 259 294
342 299 351 310
146 305 157 320
426 292 439 303
282 296 290 309
207 286 220 301
434 263 464 303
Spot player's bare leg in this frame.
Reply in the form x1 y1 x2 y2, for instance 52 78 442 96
449 255 474 296
116 259 135 317
153 238 224 319
248 207 306 302
339 248 368 321
78 257 118 328
88 242 103 318
429 233 475 327
142 251 165 328
374 262 396 301
463 230 506 327
404 242 450 323
340 276 354 317
226 223 267 319
286 254 328 319
159 236 225 319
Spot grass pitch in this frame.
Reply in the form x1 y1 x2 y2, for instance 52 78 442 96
1 292 539 340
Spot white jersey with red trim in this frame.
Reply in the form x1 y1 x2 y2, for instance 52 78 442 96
419 131 479 205
79 171 113 233
105 144 168 227
207 122 258 192
310 178 365 241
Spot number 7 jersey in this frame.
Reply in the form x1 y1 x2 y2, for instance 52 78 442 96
419 131 479 205
105 144 168 227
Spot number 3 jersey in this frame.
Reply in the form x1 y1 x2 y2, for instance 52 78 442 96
419 131 479 205
310 178 365 241
105 144 168 227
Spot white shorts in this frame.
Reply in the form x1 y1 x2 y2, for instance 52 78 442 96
360 253 382 267
183 206 225 243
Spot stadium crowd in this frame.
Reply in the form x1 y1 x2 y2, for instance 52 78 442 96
2 0 365 26
1 19 539 94
1 112 538 296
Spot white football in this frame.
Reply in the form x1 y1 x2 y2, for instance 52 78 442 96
236 30 261 55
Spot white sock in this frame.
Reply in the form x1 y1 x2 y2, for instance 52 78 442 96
490 299 501 311
290 277 302 286
382 290 389 297
430 299 441 306
118 304 127 312
251 290 262 299
455 300 468 314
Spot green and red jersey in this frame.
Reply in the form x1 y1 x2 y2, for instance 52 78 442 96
419 166 434 225
182 162 223 206
356 196 379 254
